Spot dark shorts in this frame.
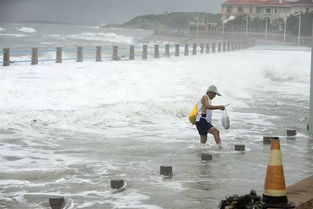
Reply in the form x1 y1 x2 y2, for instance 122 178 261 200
195 117 213 136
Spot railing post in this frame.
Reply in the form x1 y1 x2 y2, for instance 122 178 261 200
142 45 147 60
212 43 216 53
184 44 189 56
77 47 83 62
31 47 38 65
3 48 10 66
175 44 180 56
165 44 170 57
129 45 135 60
192 43 197 55
200 43 204 54
309 46 313 135
112 45 119 60
56 47 62 63
223 42 226 52
227 42 231 51
206 43 210 54
154 44 159 59
96 46 101 62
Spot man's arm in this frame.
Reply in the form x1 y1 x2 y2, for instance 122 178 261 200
202 95 225 110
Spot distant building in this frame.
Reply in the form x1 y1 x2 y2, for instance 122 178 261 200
221 0 313 21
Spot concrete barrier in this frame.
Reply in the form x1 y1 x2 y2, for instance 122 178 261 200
160 165 173 177
129 45 135 60
235 144 245 151
201 153 213 161
31 48 38 65
96 46 101 62
3 48 10 66
77 47 83 62
165 44 170 57
56 47 62 63
184 44 189 56
142 45 148 60
112 45 118 61
175 44 180 56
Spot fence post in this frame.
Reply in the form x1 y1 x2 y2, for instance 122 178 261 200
154 44 159 59
184 44 189 56
175 44 180 56
192 43 197 55
200 43 204 54
77 47 83 62
31 47 38 65
112 45 119 60
129 45 135 60
223 42 226 52
212 43 216 53
142 45 147 60
3 48 10 66
206 43 210 54
96 46 101 62
56 47 62 63
165 44 170 57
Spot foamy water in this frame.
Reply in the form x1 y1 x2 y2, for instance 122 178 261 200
0 46 312 209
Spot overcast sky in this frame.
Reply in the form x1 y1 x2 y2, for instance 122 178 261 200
0 0 224 25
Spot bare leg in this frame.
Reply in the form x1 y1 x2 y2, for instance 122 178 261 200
200 135 207 144
208 127 221 145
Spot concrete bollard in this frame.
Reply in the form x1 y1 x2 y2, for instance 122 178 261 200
287 129 296 136
175 44 180 56
49 197 65 209
192 43 197 55
112 45 118 61
263 136 272 145
160 165 173 176
206 43 210 54
111 179 125 190
142 45 148 60
154 44 159 59
218 43 221 52
77 47 83 62
165 44 170 57
212 43 216 53
201 153 212 161
129 45 135 60
184 44 189 56
56 47 62 63
31 47 38 65
235 144 245 151
96 46 101 62
222 42 226 52
227 42 231 51
3 48 10 66
200 43 204 54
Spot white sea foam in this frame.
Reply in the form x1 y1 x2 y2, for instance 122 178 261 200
0 33 27 37
67 32 134 44
0 27 5 31
17 27 36 33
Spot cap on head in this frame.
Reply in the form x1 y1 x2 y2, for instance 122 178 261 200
207 85 221 96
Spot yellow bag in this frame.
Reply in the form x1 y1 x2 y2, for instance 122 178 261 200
188 104 198 125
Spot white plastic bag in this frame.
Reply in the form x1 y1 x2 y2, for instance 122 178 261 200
221 110 230 129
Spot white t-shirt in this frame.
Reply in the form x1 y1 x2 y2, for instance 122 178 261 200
196 95 212 123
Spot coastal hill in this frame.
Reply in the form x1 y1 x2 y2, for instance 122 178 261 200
105 12 221 30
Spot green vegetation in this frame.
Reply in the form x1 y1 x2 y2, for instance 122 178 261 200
119 12 221 30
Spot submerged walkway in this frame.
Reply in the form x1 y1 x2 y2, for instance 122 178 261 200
287 175 313 209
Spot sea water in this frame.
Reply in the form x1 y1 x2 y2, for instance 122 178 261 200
0 23 312 209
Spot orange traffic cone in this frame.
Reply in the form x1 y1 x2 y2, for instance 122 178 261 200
262 137 295 208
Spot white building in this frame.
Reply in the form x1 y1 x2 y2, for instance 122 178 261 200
221 0 313 21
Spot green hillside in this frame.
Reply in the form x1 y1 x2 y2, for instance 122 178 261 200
119 12 221 30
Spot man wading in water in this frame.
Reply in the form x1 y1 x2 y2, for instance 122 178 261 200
195 85 225 149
